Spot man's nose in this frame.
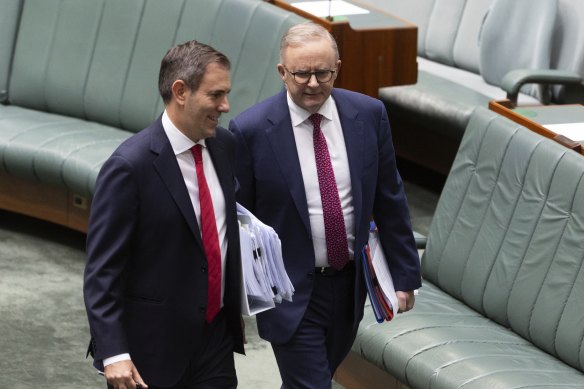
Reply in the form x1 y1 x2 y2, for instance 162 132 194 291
307 73 319 88
219 96 230 112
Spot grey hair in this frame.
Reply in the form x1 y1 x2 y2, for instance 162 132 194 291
279 22 339 63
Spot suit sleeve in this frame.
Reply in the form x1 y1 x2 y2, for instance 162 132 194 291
229 119 256 212
373 103 422 292
83 154 138 361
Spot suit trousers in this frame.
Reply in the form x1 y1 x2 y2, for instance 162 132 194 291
272 263 357 389
106 310 236 389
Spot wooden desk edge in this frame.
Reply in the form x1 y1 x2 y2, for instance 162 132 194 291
488 100 584 155
269 0 417 31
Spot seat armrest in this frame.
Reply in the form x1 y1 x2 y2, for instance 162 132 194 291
413 231 427 249
501 69 583 104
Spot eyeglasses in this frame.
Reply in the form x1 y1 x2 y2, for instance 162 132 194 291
282 65 336 84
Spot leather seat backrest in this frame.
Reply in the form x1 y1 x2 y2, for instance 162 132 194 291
205 1 303 123
423 0 467 66
364 0 436 56
8 0 304 133
423 106 584 372
0 0 23 103
479 0 558 98
551 0 584 103
451 0 493 74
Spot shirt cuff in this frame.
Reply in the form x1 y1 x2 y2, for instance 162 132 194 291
103 353 131 367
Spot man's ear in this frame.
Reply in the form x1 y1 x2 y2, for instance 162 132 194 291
171 80 187 106
277 64 286 82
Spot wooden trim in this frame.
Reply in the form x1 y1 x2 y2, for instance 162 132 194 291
488 100 584 155
0 171 89 233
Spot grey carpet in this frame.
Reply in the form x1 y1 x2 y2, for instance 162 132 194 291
0 211 102 388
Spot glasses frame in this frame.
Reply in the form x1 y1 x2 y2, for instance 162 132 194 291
282 65 336 85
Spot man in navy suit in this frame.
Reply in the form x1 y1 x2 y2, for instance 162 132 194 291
84 40 244 389
229 22 421 388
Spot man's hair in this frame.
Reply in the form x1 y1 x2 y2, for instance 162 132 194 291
158 40 230 104
279 22 339 64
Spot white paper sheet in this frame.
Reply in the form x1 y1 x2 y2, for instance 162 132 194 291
291 0 369 17
237 203 295 315
543 122 584 141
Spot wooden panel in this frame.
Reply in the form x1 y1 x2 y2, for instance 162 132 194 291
68 192 91 233
270 0 417 98
0 172 89 233
334 350 411 389
333 24 417 94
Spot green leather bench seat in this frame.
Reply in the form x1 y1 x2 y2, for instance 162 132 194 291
0 106 132 196
0 0 305 227
352 107 584 388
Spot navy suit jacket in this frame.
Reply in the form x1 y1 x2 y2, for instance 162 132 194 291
83 118 244 387
229 89 421 345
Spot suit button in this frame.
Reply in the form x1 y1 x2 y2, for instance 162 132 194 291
199 305 206 312
201 266 207 273
307 272 314 279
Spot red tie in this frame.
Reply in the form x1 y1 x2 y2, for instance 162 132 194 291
310 113 349 270
191 144 221 323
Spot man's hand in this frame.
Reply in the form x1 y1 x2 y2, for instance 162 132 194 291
104 360 148 389
397 290 415 313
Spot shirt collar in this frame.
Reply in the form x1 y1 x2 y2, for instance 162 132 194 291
162 110 206 155
286 92 334 127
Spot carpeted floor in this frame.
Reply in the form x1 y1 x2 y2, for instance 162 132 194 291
0 211 101 388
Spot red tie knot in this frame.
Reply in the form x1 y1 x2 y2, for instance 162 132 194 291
191 144 203 164
309 113 323 129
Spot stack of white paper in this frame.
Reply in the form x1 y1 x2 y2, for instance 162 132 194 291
368 231 399 315
237 203 295 316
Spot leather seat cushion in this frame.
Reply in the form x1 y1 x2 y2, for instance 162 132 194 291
0 105 132 196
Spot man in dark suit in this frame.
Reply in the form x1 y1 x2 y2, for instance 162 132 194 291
84 40 244 389
229 22 421 388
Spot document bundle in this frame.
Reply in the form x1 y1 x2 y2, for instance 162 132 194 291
361 224 399 323
237 203 294 316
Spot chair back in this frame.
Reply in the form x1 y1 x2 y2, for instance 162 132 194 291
479 0 558 100
0 0 23 103
551 0 584 103
366 0 436 56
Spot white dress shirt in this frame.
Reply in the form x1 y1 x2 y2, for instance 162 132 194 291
287 93 355 268
161 110 228 291
103 111 228 367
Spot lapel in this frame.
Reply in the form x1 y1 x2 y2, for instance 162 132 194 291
206 134 234 220
150 118 204 248
332 89 364 244
265 92 312 234
263 90 366 239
